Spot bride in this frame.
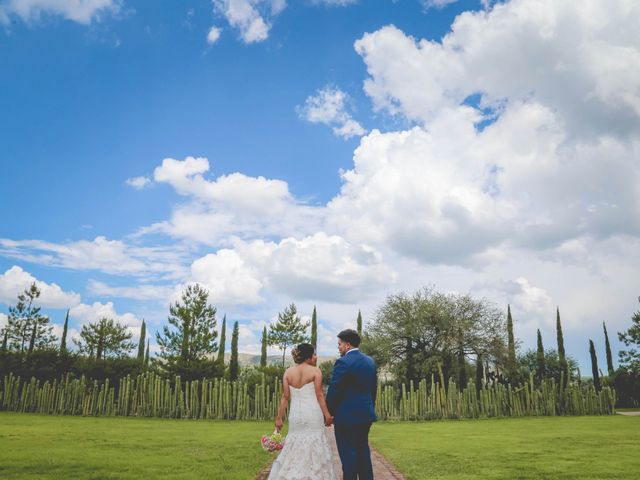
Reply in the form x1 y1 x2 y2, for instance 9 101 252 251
268 343 339 480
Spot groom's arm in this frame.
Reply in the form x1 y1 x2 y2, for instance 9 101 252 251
326 357 348 415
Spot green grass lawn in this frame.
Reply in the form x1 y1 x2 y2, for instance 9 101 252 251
0 413 276 479
370 415 640 480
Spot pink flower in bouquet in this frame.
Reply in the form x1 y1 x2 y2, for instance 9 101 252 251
261 431 284 453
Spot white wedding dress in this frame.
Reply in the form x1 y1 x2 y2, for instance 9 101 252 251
267 382 339 480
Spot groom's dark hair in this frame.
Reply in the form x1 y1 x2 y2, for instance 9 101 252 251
337 329 361 347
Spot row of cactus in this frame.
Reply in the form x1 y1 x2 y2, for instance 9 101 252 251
0 372 282 420
377 373 616 421
1 371 614 421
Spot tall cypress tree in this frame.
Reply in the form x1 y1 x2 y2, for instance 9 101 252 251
506 305 517 380
556 307 569 386
60 309 69 354
260 325 268 367
589 339 601 390
357 310 363 337
603 322 614 375
1 329 7 352
137 320 146 361
475 352 484 394
311 307 317 350
229 321 239 381
217 315 227 366
536 329 545 380
144 339 150 366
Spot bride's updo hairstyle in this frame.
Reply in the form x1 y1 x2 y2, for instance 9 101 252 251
291 343 315 364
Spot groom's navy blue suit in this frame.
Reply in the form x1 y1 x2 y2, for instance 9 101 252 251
326 349 377 480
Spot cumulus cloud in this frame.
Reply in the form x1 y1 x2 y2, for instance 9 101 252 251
0 0 120 25
0 237 188 280
70 301 141 327
207 26 222 44
125 176 151 189
213 0 277 44
298 86 366 139
0 266 81 308
87 279 174 301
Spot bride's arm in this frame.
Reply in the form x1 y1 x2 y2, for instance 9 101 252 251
314 369 332 423
275 373 290 432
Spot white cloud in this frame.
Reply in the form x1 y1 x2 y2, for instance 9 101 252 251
207 26 222 44
0 266 81 309
298 86 366 139
87 279 174 301
213 0 275 44
421 0 458 10
70 301 141 327
0 0 120 25
125 176 151 189
0 237 188 280
0 312 7 328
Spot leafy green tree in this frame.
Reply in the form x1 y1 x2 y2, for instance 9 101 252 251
536 329 545 380
357 310 363 337
74 318 135 359
603 322 614 375
137 320 146 361
268 303 309 367
518 348 579 380
229 321 239 381
365 287 505 385
556 308 569 386
217 314 226 366
311 306 317 350
2 283 57 353
618 297 640 375
506 305 518 381
589 339 601 390
60 309 69 354
144 339 150 367
260 325 268 367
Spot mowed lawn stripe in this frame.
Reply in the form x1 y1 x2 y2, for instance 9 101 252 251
369 415 640 480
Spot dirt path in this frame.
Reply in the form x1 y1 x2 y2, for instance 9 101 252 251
256 425 405 480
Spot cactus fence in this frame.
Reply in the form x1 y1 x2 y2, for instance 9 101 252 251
0 371 615 421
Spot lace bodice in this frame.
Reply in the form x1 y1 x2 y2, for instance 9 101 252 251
267 382 339 480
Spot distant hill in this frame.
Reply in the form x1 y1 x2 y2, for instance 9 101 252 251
223 352 336 367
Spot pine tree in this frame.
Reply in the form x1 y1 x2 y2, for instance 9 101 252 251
137 320 146 361
589 339 601 390
556 307 569 386
268 303 310 367
217 315 227 366
74 318 135 359
260 325 268 367
536 329 545 380
357 310 363 337
602 322 614 375
229 321 239 381
506 305 517 380
311 307 317 350
144 339 150 366
60 309 69 353
5 283 56 352
618 297 640 374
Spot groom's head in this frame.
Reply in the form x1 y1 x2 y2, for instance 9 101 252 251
337 329 361 356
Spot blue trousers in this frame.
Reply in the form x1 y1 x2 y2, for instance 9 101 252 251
334 423 374 480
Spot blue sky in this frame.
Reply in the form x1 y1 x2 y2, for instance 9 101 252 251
1 0 639 373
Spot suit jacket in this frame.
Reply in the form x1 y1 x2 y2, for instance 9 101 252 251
326 350 377 425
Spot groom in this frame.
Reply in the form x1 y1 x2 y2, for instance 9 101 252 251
326 329 377 480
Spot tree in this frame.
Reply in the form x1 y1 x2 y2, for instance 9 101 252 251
74 317 135 359
137 320 146 361
60 309 69 354
2 283 57 352
217 314 227 366
518 348 579 381
506 305 518 381
311 307 317 350
618 297 640 375
556 307 569 386
536 329 545 380
357 310 363 337
365 287 506 385
229 321 239 381
268 303 309 367
475 353 484 393
603 322 614 375
144 339 150 367
589 339 601 391
1 329 7 352
260 325 268 367
156 284 218 376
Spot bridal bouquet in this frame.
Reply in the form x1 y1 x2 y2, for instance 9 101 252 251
261 430 284 453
